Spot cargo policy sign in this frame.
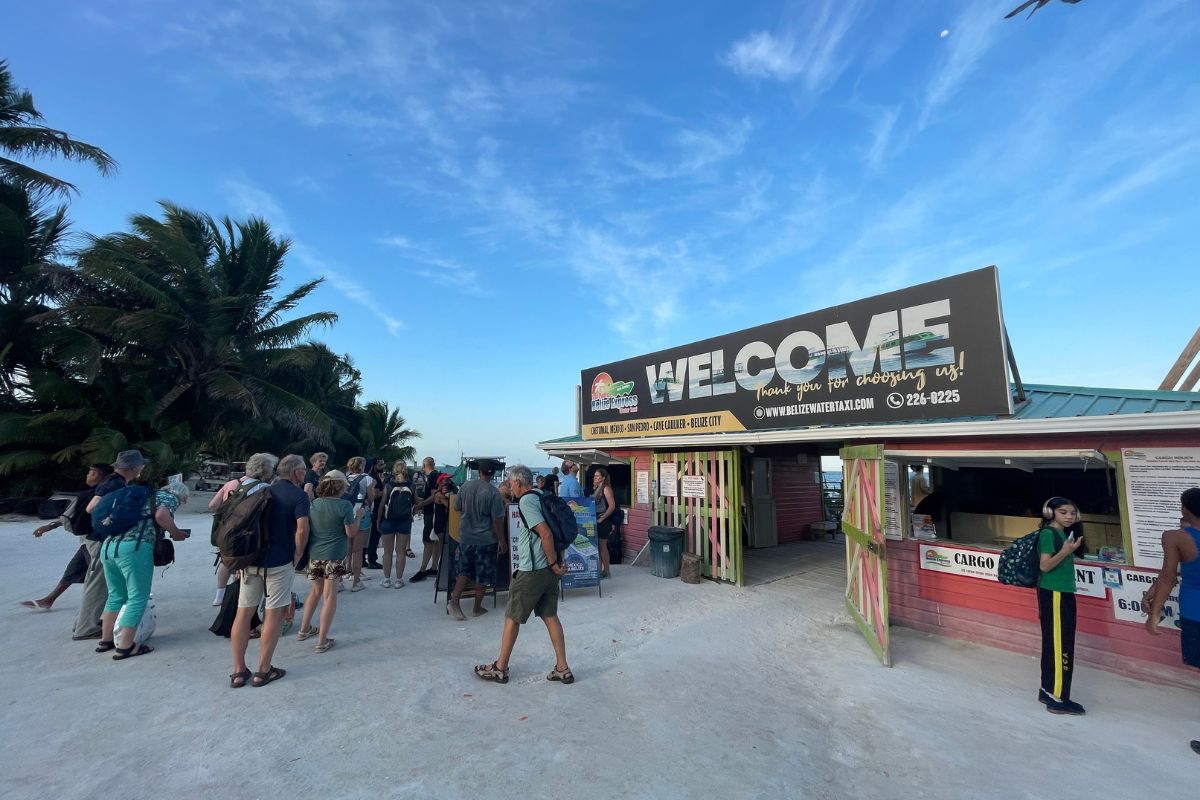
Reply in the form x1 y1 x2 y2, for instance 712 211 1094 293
581 266 1012 440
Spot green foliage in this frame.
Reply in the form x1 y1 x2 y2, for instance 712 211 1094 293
0 61 420 496
0 60 116 198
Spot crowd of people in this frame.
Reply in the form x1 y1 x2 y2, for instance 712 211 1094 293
23 449 580 691
31 447 1198 752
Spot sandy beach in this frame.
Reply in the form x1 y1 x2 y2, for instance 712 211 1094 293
1 505 1196 799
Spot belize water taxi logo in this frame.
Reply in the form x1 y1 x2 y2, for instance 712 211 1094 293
924 549 952 567
591 371 639 414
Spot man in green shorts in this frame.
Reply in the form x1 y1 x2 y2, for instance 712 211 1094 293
474 465 573 685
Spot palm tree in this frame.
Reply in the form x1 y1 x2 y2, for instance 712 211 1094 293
66 202 339 447
0 60 116 197
0 180 73 403
357 401 421 463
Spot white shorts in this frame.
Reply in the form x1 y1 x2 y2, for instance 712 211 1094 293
238 565 295 610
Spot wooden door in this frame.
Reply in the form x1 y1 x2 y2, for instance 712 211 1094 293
840 444 890 666
652 450 743 585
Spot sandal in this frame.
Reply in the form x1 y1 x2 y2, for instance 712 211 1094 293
547 665 575 684
230 669 251 688
249 627 262 639
251 666 286 687
314 638 336 653
94 640 115 653
296 627 318 641
474 662 509 684
112 643 154 660
20 599 52 611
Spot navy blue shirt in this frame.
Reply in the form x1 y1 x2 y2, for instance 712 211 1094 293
93 473 127 498
262 479 310 568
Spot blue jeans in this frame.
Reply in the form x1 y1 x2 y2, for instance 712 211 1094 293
100 538 155 628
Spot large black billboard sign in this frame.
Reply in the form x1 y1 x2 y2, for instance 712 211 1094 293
581 266 1011 440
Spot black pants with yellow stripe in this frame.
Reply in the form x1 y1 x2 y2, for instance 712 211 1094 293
1037 588 1077 701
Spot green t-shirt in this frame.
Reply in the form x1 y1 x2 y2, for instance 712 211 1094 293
308 498 354 562
516 490 550 572
1037 527 1076 593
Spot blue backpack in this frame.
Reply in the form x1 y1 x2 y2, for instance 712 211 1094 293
91 485 152 538
518 489 580 557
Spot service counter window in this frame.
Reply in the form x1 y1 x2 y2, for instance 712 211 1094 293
894 454 1126 564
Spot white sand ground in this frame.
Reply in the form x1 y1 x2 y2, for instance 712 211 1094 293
1 503 1197 800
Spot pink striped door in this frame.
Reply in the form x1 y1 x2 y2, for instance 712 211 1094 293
840 444 890 666
652 450 743 585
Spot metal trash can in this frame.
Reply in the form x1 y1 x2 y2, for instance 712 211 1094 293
648 526 685 578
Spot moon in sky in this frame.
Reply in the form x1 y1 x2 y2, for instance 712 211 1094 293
940 29 950 38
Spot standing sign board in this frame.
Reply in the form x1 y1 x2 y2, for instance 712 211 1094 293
561 498 601 593
1120 448 1200 568
581 267 1011 440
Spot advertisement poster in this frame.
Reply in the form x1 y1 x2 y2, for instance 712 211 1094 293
1110 568 1181 626
884 461 902 540
659 462 678 497
681 475 706 499
911 514 937 540
560 498 600 592
580 267 1011 440
1120 448 1200 569
919 544 999 581
918 544 1107 598
507 503 522 576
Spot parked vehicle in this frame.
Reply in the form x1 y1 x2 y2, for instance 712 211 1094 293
194 460 231 492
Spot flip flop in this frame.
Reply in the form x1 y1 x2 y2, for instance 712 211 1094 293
19 599 52 611
252 666 286 687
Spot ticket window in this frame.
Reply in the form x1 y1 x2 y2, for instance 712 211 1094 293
900 459 1123 557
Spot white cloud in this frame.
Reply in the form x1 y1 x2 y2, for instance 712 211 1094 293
723 1 864 90
377 235 483 294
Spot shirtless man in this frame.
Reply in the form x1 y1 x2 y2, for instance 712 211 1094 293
1143 487 1200 756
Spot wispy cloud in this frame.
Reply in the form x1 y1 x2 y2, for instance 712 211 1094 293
223 178 404 336
919 1 1002 129
376 235 482 294
864 105 900 168
722 1 864 90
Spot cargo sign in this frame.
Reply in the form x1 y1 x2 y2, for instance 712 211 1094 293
918 544 1105 597
581 267 1011 439
1110 568 1181 626
919 544 1000 581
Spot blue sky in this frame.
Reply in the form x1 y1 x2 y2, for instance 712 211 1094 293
8 1 1199 467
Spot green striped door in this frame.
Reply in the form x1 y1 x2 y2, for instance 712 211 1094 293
651 450 743 585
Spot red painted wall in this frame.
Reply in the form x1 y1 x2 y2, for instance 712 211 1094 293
608 449 652 561
772 456 824 543
888 540 1200 689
